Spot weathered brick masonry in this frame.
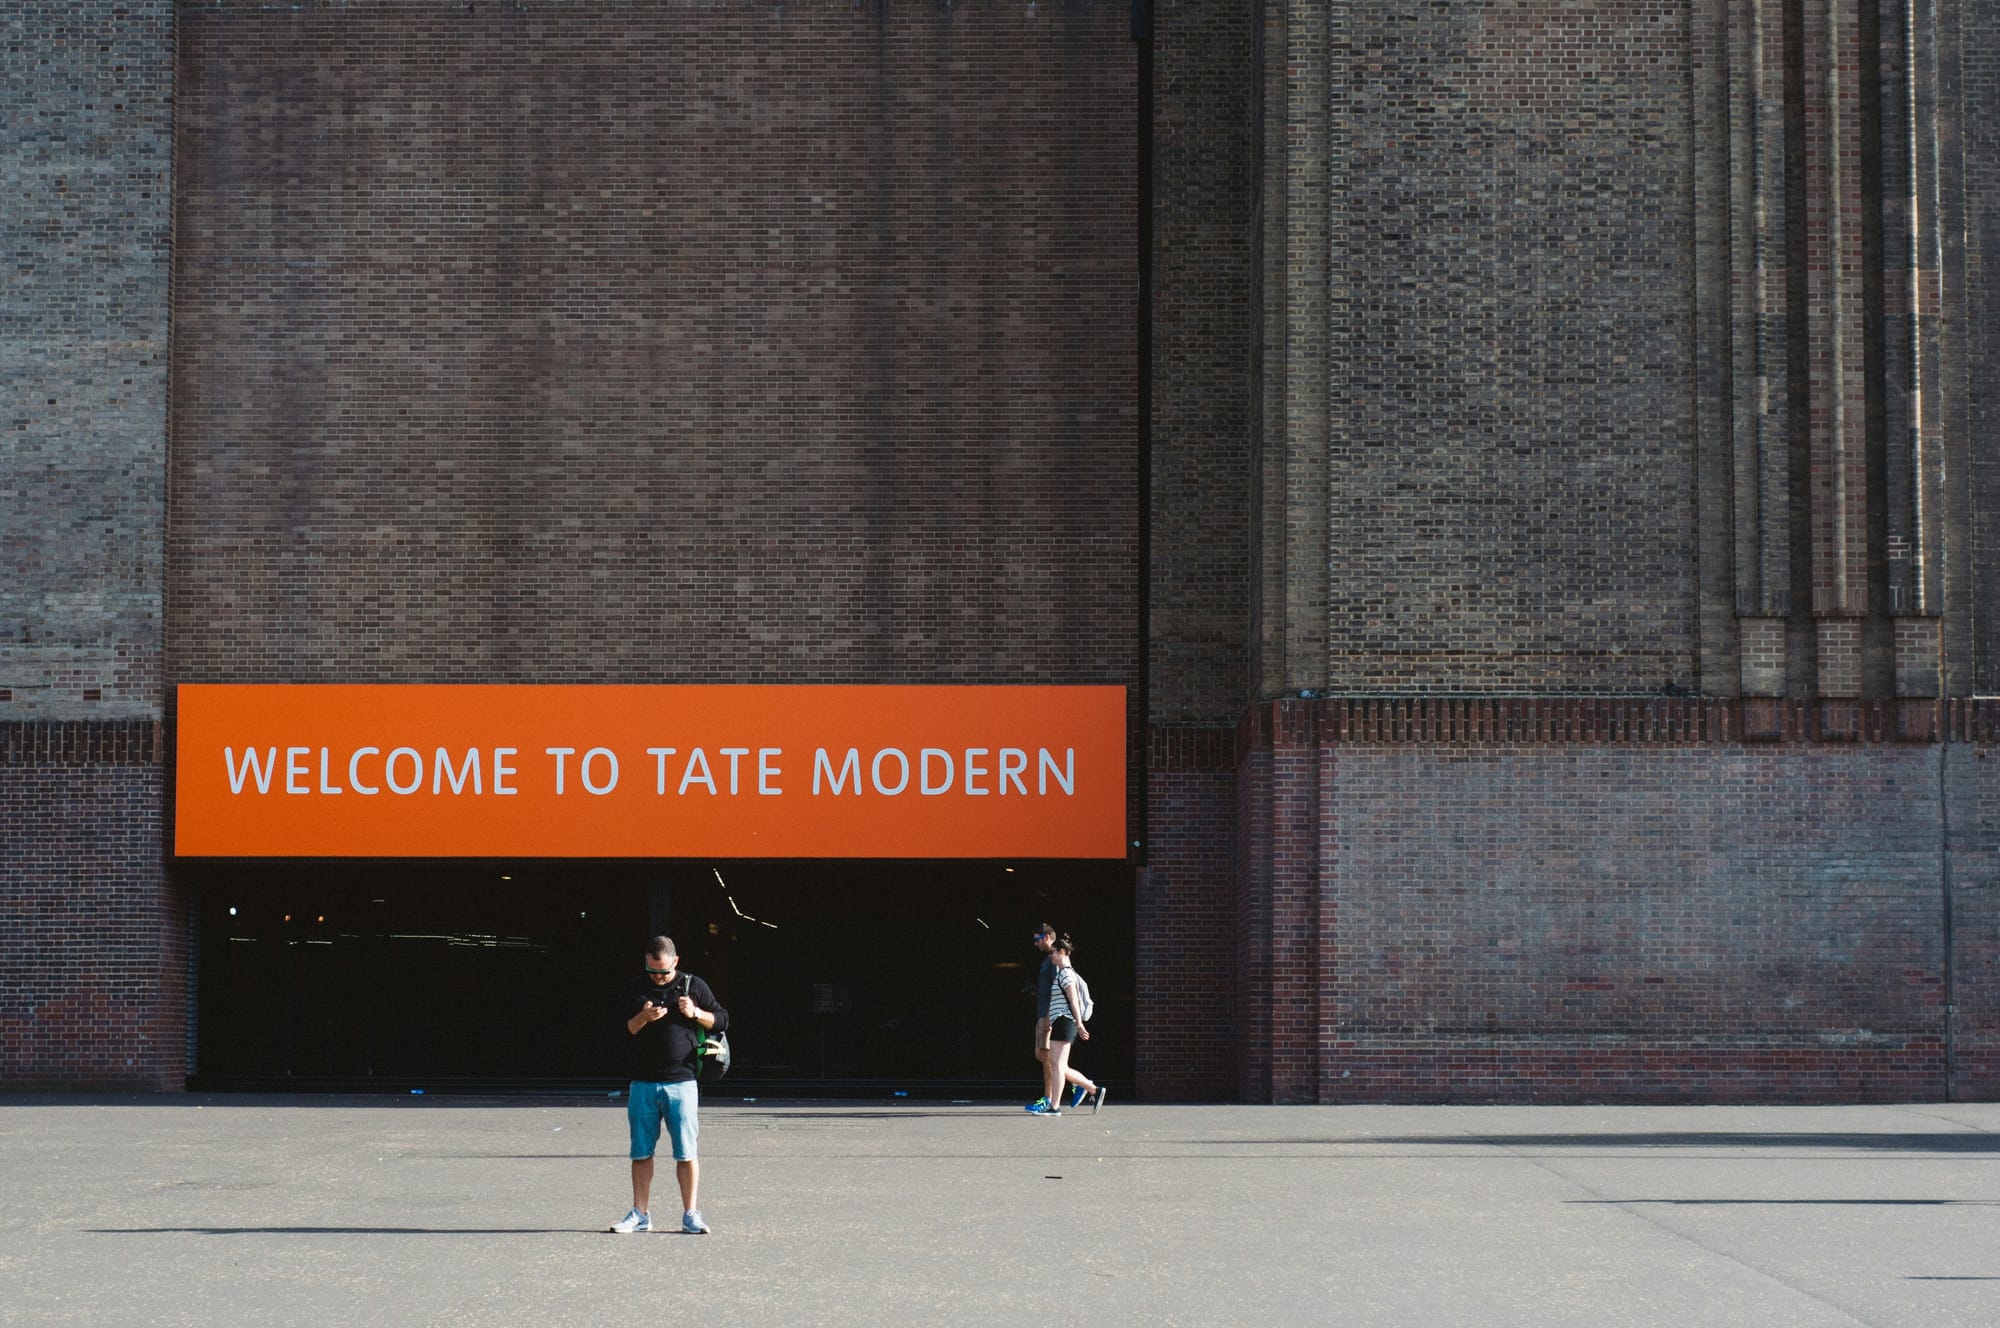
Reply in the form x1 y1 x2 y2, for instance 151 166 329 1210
1137 0 1256 1100
0 2 177 1088
1185 0 2000 1103
1138 725 1237 1100
1230 699 1999 1103
168 1 1137 696
9 1 1140 1089
1948 703 2000 1099
6 0 2000 1100
0 724 182 1089
0 2 171 719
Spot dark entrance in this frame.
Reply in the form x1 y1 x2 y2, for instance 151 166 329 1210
187 859 1133 1095
663 860 1133 1093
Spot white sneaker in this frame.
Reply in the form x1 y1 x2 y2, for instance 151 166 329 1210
682 1209 710 1235
609 1208 651 1234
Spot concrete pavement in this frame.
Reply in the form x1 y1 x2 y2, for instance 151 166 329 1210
2 1094 1997 1326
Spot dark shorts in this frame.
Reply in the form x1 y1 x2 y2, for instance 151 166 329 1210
1049 1016 1078 1044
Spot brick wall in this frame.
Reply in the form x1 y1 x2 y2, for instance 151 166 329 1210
0 724 182 1089
0 1 172 719
1960 0 2000 688
0 3 176 1088
1258 0 1698 696
1149 0 1255 723
1228 699 2000 1103
1136 0 1255 1098
1138 728 1236 1099
1948 717 2000 1097
169 1 1137 698
7 0 1998 1103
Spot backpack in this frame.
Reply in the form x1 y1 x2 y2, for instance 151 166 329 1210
695 1023 731 1082
1062 967 1095 1022
680 975 732 1081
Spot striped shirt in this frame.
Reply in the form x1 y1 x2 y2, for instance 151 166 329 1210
1049 968 1077 1022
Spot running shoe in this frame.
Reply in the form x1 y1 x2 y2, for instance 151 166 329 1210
1023 1097 1049 1113
609 1208 652 1234
682 1209 710 1235
1092 1085 1108 1114
1068 1084 1089 1109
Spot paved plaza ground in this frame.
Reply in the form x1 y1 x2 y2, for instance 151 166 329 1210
1 1093 1997 1326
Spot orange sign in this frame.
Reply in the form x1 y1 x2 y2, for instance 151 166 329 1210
174 684 1127 859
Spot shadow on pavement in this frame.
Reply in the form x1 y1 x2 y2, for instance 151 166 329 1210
1568 1198 2000 1206
1187 1133 2000 1152
89 1227 587 1236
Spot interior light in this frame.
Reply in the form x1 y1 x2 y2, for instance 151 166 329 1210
227 907 238 917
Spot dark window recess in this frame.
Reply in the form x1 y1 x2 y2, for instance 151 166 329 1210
188 858 1134 1096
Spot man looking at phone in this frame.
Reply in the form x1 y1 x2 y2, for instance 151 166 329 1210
610 935 727 1235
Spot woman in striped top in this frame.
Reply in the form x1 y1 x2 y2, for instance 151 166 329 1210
1041 934 1103 1114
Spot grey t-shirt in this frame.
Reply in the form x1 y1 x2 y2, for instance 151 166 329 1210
1034 955 1057 1020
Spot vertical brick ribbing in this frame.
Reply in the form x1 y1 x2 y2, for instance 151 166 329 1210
1282 1 1330 693
1267 702 1322 1101
1803 0 1869 697
1949 0 2000 693
1151 0 1254 724
1235 715 1274 1102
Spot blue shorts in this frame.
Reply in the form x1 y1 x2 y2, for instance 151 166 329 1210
627 1079 699 1162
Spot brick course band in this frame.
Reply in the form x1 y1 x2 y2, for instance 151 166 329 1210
0 721 162 767
1148 724 1237 772
1233 696 2000 757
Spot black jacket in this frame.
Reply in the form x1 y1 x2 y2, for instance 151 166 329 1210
625 973 729 1083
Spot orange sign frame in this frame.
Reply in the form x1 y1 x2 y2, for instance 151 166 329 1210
174 684 1128 859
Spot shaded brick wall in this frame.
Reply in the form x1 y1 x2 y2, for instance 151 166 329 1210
1233 714 1275 1101
0 724 182 1089
1138 729 1236 1100
1149 0 1255 723
1137 0 1256 1098
169 2 1137 695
